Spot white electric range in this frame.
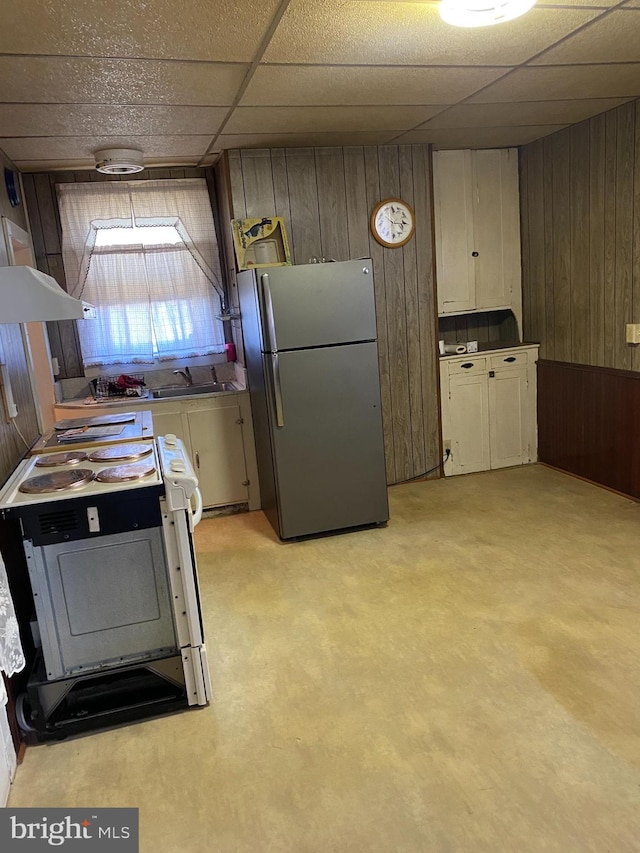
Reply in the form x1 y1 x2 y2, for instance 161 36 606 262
0 433 211 741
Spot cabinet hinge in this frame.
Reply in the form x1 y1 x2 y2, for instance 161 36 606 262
236 417 244 425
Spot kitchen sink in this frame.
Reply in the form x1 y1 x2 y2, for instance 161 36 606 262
151 382 235 398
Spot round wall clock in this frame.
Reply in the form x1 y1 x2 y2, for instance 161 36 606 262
370 198 415 248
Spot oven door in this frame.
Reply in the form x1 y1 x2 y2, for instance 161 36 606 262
25 528 178 680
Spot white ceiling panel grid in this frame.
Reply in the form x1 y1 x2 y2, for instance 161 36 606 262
0 0 636 169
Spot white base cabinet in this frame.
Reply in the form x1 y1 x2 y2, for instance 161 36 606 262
152 393 259 509
440 346 538 477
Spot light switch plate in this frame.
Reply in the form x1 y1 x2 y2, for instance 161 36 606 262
626 324 640 344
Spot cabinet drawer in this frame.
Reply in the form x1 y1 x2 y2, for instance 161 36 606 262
447 357 487 376
489 351 528 370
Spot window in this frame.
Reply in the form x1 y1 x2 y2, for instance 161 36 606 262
57 179 226 367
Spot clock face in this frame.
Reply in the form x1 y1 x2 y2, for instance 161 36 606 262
371 199 415 248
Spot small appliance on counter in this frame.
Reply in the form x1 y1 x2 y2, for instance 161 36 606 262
0 432 211 741
238 259 389 540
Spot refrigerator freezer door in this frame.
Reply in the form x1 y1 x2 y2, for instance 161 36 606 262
264 341 389 539
260 260 377 351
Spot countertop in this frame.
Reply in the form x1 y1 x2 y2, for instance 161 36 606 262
57 383 244 409
439 341 539 359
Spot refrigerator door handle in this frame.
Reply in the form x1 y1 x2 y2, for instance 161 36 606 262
270 353 285 427
261 273 278 352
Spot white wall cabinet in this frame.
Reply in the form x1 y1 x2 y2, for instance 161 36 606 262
440 346 538 477
433 148 521 322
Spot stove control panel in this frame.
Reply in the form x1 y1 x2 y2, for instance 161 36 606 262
157 435 198 513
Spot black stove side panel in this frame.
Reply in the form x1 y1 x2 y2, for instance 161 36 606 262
3 485 165 547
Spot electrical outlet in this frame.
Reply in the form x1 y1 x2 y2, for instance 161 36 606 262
444 439 451 453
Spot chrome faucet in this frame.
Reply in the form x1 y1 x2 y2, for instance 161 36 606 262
210 364 218 383
173 367 193 386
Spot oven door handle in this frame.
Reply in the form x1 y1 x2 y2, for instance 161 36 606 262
190 486 203 528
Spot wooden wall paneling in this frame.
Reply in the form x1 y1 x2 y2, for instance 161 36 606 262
363 146 395 483
411 143 440 475
614 103 635 371
543 136 555 361
32 174 60 256
284 149 322 265
589 114 606 367
603 109 618 368
399 145 425 477
343 147 371 260
551 129 572 363
315 148 350 261
634 105 640 372
239 150 276 218
569 122 591 365
20 175 44 261
529 140 547 351
0 324 39 485
227 150 247 219
519 146 532 343
537 359 640 499
378 146 412 482
270 149 293 237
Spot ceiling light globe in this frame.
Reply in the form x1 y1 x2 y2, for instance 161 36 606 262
439 0 536 27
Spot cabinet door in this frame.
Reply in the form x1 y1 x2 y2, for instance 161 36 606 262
433 150 475 314
472 149 519 310
152 409 188 444
488 366 529 469
188 404 249 507
448 372 491 475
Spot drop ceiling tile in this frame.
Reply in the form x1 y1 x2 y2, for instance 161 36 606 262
466 64 640 102
0 0 281 62
0 135 212 163
420 98 632 129
532 9 640 63
0 104 228 138
214 131 399 151
396 125 568 148
0 57 247 106
224 105 445 134
241 65 509 106
263 1 602 66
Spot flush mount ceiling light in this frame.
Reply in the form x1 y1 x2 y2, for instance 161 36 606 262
94 148 144 175
439 0 536 27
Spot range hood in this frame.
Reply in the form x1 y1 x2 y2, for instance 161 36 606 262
0 265 95 323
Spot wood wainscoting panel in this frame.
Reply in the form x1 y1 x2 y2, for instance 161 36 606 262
538 359 640 499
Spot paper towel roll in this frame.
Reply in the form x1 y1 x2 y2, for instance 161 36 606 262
443 344 467 354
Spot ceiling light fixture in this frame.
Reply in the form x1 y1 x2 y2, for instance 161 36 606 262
94 148 144 175
439 0 536 27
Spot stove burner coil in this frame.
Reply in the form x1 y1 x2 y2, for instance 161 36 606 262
88 444 153 463
18 469 96 494
35 451 88 468
95 462 156 483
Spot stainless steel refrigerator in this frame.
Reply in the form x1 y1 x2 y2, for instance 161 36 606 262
238 259 389 540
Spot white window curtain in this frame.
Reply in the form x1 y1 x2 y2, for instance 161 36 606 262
57 179 226 366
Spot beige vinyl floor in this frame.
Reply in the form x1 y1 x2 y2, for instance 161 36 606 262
7 464 640 852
